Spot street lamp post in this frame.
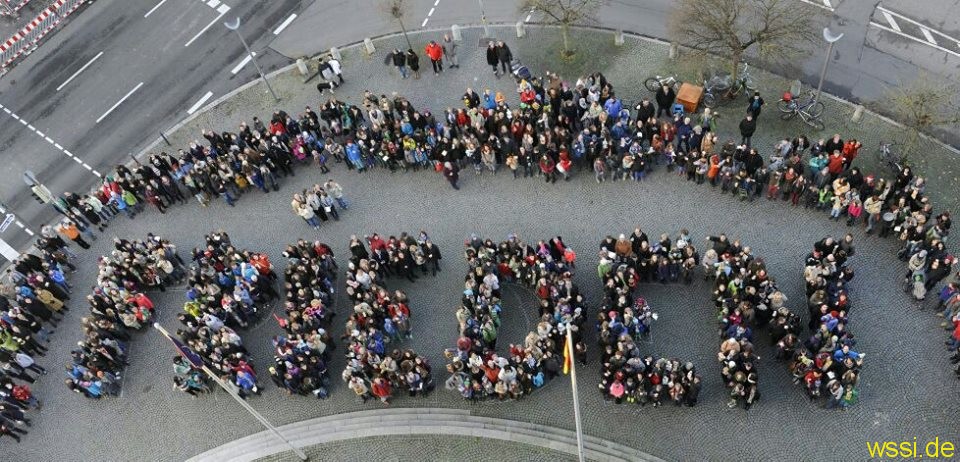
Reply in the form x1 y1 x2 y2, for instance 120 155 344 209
224 17 279 101
816 27 844 103
478 0 490 37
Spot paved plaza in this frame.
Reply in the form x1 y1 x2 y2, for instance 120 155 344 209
2 26 958 461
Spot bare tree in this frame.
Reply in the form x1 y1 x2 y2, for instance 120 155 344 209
876 74 960 168
519 0 607 58
380 0 414 50
671 0 819 80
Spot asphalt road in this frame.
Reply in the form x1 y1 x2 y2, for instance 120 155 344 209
0 0 303 251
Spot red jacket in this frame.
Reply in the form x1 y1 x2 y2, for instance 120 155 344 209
425 43 443 61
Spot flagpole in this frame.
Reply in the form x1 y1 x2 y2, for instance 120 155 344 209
153 322 309 461
566 325 586 462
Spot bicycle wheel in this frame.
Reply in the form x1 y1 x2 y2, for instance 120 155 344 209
644 77 660 92
804 116 825 131
781 111 797 121
744 77 757 94
808 101 825 119
703 93 717 109
777 99 794 113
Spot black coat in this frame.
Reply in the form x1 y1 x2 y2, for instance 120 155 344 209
391 51 406 67
655 87 675 107
739 118 757 137
496 44 512 63
486 46 498 66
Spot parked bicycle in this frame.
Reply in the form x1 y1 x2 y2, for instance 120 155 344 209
726 62 757 98
701 74 731 109
778 91 825 131
878 141 904 173
644 74 680 93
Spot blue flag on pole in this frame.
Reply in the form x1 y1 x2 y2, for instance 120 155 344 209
162 330 204 369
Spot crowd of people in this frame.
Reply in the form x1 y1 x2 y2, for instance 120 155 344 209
267 240 338 398
707 235 775 410
289 180 351 230
444 234 586 401
173 231 278 399
341 232 436 403
67 234 184 399
781 236 863 409
596 230 702 406
0 247 75 442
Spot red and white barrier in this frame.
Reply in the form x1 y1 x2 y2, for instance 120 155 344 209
0 0 33 16
0 0 87 75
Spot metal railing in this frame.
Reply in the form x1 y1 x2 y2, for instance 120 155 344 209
0 0 87 76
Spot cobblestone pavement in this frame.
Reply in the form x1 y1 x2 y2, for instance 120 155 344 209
2 26 957 462
257 435 574 462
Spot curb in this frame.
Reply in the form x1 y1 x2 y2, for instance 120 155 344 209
185 408 664 462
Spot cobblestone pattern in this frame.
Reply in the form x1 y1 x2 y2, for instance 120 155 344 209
256 434 574 462
2 26 957 462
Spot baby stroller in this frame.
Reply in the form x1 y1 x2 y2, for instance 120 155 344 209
511 59 532 82
905 272 927 301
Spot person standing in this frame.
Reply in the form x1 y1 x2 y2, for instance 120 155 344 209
323 179 349 209
443 34 459 69
56 220 89 249
442 161 460 190
746 91 765 118
485 41 499 76
391 48 408 79
424 41 444 74
655 84 676 118
496 41 512 75
405 49 420 79
325 56 344 83
739 115 757 147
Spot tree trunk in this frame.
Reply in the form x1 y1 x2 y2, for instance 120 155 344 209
561 23 571 56
398 17 413 50
730 49 742 83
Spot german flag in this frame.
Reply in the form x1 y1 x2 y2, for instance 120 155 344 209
563 331 572 375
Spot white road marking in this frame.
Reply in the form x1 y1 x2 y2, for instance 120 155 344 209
919 26 938 45
96 82 144 123
230 52 255 74
73 157 83 164
427 7 434 16
822 0 832 8
186 91 214 114
57 51 103 91
144 0 169 18
525 7 534 22
798 0 834 11
82 163 92 170
206 0 220 8
869 21 960 58
0 94 101 177
273 13 297 35
23 228 34 236
433 0 439 5
881 10 901 32
421 17 429 27
185 11 226 47
216 4 229 14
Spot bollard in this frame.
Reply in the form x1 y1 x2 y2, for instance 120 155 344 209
615 29 624 46
296 58 309 76
330 46 341 61
669 42 678 59
516 21 525 38
851 105 864 123
364 38 375 55
451 24 462 41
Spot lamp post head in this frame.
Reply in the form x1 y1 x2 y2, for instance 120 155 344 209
823 27 844 43
224 17 240 30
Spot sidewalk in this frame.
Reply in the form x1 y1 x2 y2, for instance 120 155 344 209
171 24 960 217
